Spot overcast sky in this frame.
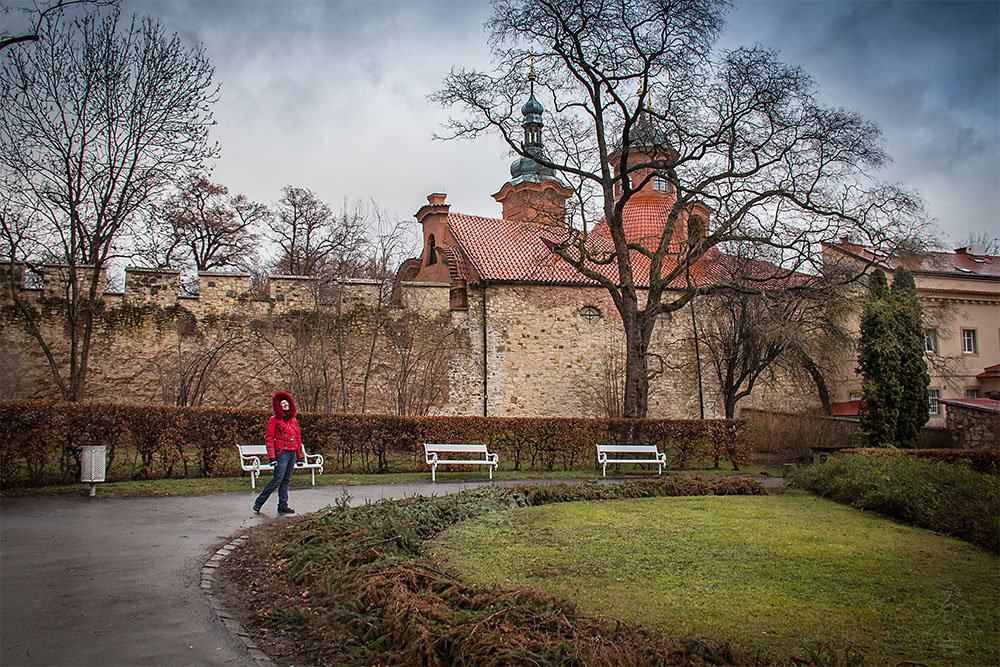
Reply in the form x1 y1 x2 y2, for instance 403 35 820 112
98 0 1000 249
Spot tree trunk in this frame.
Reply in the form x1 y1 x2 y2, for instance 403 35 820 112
622 311 650 419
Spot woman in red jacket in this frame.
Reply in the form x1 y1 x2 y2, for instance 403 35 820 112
253 391 305 515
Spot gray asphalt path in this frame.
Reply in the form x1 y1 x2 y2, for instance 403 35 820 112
1 474 783 666
0 479 508 667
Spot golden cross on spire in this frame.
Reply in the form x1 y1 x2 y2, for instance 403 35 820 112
528 50 536 82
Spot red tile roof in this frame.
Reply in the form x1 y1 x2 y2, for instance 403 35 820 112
446 198 805 289
590 195 687 250
829 242 1000 279
977 364 1000 380
938 398 1000 414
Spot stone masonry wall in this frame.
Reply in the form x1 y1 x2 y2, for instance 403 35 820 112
945 405 1000 450
1 264 822 417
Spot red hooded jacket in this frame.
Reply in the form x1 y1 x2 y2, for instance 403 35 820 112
265 392 305 460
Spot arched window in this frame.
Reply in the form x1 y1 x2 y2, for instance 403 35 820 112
653 175 668 192
427 234 437 265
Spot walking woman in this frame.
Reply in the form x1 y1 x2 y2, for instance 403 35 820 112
253 391 304 515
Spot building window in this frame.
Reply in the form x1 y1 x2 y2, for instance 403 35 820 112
928 389 940 415
653 176 668 192
966 388 980 399
962 328 977 354
427 234 437 265
849 392 862 402
580 306 601 323
924 329 937 354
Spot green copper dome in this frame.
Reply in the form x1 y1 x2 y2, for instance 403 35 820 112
521 92 544 122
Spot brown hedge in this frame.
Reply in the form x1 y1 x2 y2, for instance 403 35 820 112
841 447 999 475
0 400 748 487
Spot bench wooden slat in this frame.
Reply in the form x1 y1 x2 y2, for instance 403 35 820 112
597 445 660 453
424 443 489 453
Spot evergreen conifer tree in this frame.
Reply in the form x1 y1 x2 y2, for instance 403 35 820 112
891 269 930 446
858 269 900 446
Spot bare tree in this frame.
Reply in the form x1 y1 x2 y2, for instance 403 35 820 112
378 313 462 416
147 171 267 273
435 0 925 417
583 332 626 418
0 0 116 51
127 314 249 407
0 11 217 401
267 186 367 281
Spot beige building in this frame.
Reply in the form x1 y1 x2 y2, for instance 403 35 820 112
823 242 1000 426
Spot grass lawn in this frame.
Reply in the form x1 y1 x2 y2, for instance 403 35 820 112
427 490 1000 665
1 462 774 498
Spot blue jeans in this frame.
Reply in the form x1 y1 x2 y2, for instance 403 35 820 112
254 449 297 510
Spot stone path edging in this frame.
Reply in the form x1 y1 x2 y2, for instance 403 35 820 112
201 535 275 667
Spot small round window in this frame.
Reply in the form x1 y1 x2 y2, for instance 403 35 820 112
580 306 601 323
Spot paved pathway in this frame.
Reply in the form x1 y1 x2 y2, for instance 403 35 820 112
0 480 510 666
1 475 784 666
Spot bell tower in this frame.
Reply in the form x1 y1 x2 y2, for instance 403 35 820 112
492 66 573 226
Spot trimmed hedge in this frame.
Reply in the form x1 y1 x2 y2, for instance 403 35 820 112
792 452 1000 551
841 447 999 475
0 400 749 487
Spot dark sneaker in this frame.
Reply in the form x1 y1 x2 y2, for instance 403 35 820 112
252 505 261 514
277 507 295 515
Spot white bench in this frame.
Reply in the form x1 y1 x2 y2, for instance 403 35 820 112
423 443 498 482
596 444 666 477
237 444 324 489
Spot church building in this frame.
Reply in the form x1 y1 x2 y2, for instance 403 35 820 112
393 80 819 418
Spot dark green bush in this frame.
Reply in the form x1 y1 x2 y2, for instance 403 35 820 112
841 447 999 475
0 400 749 487
792 452 1000 551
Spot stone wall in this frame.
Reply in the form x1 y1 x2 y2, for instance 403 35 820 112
945 404 1000 450
1 263 823 417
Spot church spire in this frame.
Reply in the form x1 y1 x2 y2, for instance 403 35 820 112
492 63 572 225
510 64 561 184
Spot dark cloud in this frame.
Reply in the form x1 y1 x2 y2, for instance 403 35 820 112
114 0 1000 243
722 0 999 243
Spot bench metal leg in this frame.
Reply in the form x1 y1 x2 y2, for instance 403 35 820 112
251 471 257 489
311 468 316 486
431 463 437 483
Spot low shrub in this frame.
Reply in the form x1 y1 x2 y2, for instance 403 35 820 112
0 400 749 487
791 452 1000 551
841 447 999 475
226 477 765 665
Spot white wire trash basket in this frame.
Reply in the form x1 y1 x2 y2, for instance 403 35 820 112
81 445 106 496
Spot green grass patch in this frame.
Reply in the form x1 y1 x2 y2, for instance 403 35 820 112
428 491 1000 665
1 463 773 498
792 452 1000 551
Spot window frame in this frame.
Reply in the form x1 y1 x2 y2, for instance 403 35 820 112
966 388 980 399
923 329 937 354
653 175 668 192
928 389 941 416
579 305 602 323
961 328 978 355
